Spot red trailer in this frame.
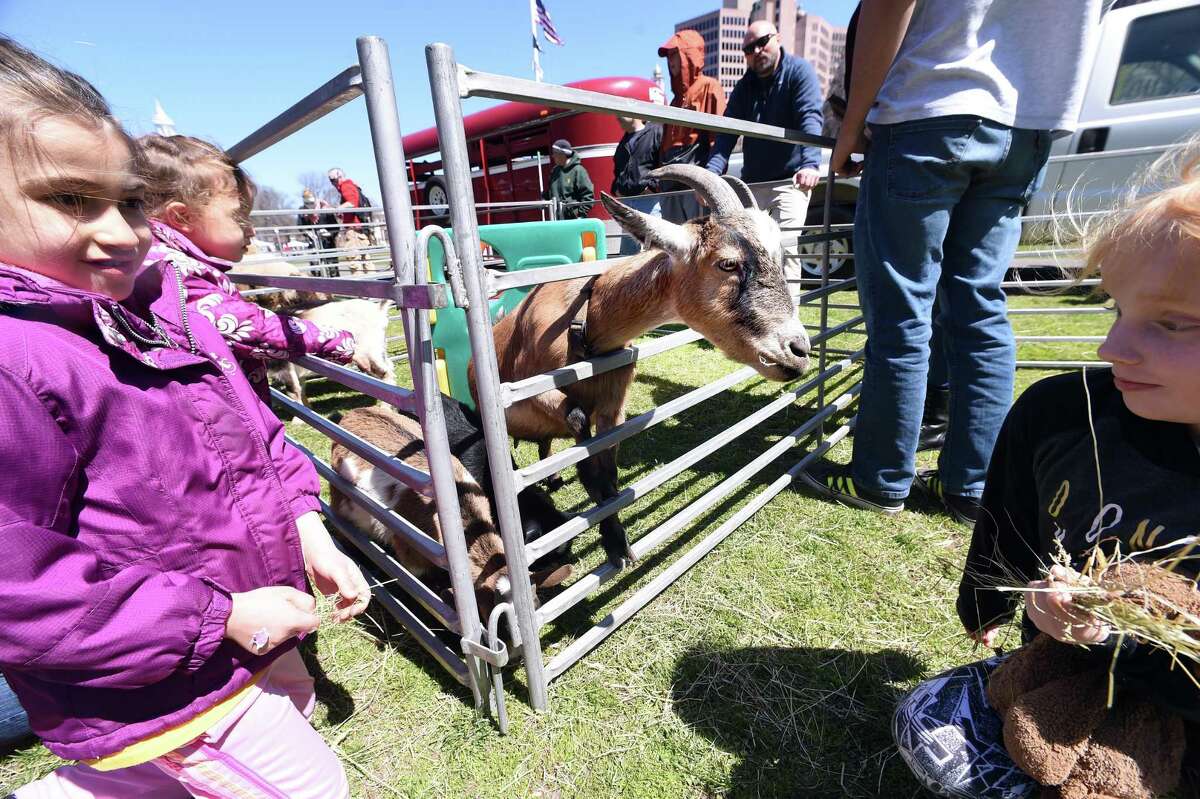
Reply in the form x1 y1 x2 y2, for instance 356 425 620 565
402 76 664 225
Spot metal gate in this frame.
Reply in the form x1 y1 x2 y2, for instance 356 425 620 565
228 35 861 728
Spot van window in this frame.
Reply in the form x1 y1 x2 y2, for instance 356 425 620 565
1110 5 1200 105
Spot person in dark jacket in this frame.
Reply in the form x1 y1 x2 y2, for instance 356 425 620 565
611 117 662 198
612 117 664 255
544 139 595 219
706 20 824 240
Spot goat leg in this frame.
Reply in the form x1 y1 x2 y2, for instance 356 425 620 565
576 407 634 568
537 439 566 491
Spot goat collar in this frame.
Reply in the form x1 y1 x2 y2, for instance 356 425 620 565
567 276 598 361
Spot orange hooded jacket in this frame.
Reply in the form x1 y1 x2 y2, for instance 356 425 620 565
658 30 726 163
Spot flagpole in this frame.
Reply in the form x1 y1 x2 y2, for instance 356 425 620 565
529 0 543 82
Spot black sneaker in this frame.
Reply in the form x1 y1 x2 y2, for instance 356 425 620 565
797 460 904 514
915 469 980 525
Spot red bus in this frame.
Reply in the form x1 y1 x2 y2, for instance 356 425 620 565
402 76 664 225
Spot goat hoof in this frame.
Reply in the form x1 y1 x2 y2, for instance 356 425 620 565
543 474 566 491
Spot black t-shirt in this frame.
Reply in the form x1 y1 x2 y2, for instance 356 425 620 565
959 369 1200 721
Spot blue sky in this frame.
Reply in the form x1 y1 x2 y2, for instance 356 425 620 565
1 0 853 205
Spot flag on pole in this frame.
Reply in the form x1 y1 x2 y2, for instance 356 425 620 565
535 0 564 46
529 0 544 82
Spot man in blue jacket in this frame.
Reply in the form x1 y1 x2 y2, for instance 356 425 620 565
706 20 824 242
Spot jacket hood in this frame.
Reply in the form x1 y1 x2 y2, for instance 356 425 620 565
149 220 237 274
660 30 707 97
560 152 583 171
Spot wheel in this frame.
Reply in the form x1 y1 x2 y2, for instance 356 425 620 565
422 177 450 224
794 204 854 278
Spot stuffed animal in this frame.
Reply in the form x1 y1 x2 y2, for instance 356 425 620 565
986 563 1199 799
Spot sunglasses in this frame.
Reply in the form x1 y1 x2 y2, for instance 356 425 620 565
742 33 775 55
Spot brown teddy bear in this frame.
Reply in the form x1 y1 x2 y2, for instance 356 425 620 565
986 562 1200 799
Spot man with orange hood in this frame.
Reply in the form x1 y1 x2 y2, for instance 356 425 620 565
657 30 725 174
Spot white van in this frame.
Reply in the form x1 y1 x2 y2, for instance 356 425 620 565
1028 0 1200 219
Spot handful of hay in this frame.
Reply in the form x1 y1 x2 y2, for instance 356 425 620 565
1002 537 1200 700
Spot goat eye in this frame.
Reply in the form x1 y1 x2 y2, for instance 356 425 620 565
717 260 740 273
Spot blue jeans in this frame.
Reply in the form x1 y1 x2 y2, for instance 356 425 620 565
851 117 1050 499
0 674 30 745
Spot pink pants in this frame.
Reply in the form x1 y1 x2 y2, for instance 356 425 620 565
14 650 349 799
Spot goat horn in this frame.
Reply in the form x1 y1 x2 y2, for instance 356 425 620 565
648 164 744 218
721 175 759 210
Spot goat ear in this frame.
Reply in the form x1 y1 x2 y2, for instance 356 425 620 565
600 192 694 258
531 563 572 589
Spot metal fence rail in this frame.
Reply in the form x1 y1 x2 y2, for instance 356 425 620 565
217 31 1121 731
422 41 861 715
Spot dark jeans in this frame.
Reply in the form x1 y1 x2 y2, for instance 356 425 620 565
851 117 1051 498
0 674 30 745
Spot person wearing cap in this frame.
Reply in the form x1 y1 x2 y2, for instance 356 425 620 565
543 139 594 220
706 21 824 244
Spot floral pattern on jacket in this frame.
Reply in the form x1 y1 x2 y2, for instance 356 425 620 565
146 221 356 382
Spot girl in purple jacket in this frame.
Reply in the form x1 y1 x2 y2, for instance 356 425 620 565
0 38 368 798
136 133 366 398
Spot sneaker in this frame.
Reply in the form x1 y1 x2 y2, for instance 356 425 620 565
915 469 980 525
797 460 904 514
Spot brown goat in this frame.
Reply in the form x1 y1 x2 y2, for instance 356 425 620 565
470 165 811 567
330 403 571 621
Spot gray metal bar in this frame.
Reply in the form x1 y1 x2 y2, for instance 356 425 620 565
517 365 758 487
1008 307 1113 315
427 42 549 711
360 35 487 709
796 276 857 304
287 438 447 567
501 328 704 406
417 226 470 310
538 388 860 626
227 66 363 163
1002 278 1099 289
543 420 855 681
458 64 834 149
1014 335 1104 343
486 261 609 293
367 576 471 685
227 273 393 298
525 351 864 563
291 354 418 413
319 499 460 630
271 389 433 495
229 272 449 309
1017 360 1110 369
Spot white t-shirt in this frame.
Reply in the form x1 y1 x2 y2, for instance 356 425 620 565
867 0 1102 133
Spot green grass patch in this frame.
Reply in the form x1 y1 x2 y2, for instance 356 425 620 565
0 293 1111 797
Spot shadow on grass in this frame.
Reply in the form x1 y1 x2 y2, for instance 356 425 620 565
299 632 355 725
672 644 926 798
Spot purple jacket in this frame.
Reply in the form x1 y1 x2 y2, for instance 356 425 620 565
147 222 356 394
0 258 320 760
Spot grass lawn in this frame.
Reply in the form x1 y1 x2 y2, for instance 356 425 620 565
0 292 1112 798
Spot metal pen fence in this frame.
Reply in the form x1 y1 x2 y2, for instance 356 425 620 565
222 34 1116 730
220 35 860 727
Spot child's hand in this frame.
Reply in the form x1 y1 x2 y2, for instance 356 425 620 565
1024 565 1110 644
296 511 371 622
225 586 320 655
968 626 1001 649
